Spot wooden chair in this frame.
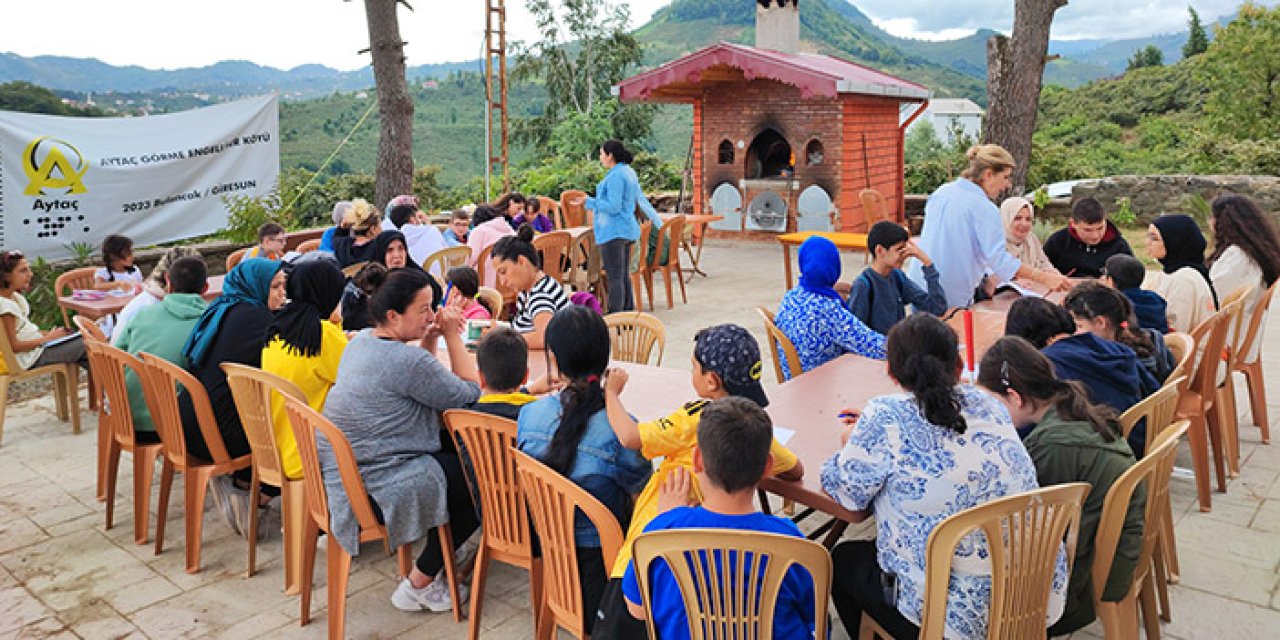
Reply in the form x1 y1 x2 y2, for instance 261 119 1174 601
862 483 1090 640
442 410 543 640
757 307 802 383
533 230 573 282
0 324 80 446
1119 377 1185 456
1214 292 1251 476
53 266 98 328
137 353 251 574
226 247 249 271
1177 304 1236 512
647 215 688 310
86 341 161 545
629 221 656 311
295 239 321 254
1092 420 1191 640
1232 280 1277 449
537 196 561 229
282 396 420 639
632 529 832 640
222 363 307 595
513 449 624 640
341 261 369 278
604 312 666 366
559 189 588 229
73 314 105 412
858 188 889 231
423 245 473 278
566 229 607 309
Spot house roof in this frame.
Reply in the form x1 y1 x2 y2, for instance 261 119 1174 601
614 42 931 103
926 98 985 115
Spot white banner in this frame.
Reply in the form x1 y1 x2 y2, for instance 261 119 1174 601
0 94 279 261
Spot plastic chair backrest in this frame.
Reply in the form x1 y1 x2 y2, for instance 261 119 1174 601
441 411 532 560
1236 279 1278 366
918 483 1090 640
283 395 387 543
73 315 107 343
0 323 23 373
512 448 623 639
1221 287 1252 365
604 312 666 366
476 244 495 287
1163 332 1194 394
222 363 306 489
559 190 588 228
341 261 369 278
1092 420 1190 607
859 188 888 227
85 341 142 444
1193 299 1241 399
136 353 229 465
533 231 573 282
226 248 249 272
757 307 802 383
537 196 561 228
476 287 504 319
632 529 832 640
54 266 99 327
424 245 473 278
295 239 321 254
1118 376 1185 449
657 216 686 269
632 221 654 276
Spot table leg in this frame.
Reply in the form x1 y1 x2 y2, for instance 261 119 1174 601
682 223 711 283
782 243 794 289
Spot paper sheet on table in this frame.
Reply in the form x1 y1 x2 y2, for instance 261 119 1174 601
995 280 1045 298
773 426 796 446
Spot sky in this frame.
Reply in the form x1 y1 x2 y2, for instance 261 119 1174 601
0 1 1271 71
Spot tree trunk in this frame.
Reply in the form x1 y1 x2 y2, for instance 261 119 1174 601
983 0 1067 195
363 0 414 210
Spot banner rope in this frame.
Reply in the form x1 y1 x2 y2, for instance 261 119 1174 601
281 98 379 214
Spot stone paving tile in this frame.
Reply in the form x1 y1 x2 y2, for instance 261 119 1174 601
1162 584 1280 638
1172 548 1278 607
0 528 164 613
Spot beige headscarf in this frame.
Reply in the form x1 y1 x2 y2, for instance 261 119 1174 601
999 197 1059 275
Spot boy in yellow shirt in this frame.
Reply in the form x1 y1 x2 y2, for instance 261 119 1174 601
596 323 804 637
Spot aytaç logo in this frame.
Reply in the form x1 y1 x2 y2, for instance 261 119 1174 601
22 136 88 196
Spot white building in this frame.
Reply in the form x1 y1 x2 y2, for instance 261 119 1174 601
907 98 985 146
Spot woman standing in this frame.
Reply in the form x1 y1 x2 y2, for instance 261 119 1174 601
1142 214 1217 333
491 225 570 349
574 139 664 313
1000 196 1060 276
1208 195 1280 360
322 268 481 614
909 145 1068 307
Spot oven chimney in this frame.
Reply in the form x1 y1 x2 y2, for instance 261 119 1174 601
755 0 800 54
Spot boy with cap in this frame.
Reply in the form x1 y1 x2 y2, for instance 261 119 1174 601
595 324 804 638
1101 253 1170 333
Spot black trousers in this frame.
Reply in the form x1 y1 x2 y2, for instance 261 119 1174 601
370 446 480 578
600 239 633 313
593 577 649 639
831 540 920 640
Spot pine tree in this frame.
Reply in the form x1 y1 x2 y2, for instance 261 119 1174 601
1183 6 1210 58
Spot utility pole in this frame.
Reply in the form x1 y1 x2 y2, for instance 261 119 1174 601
484 0 510 197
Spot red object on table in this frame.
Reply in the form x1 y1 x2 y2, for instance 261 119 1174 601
963 309 975 375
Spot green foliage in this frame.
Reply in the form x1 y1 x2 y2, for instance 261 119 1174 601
0 81 106 116
1127 45 1165 71
1033 218 1056 243
1182 193 1211 225
903 119 975 194
25 257 62 329
277 167 376 228
904 120 944 164
1183 7 1210 58
63 242 96 265
1113 197 1138 227
220 185 289 244
1031 186 1051 210
1201 2 1280 140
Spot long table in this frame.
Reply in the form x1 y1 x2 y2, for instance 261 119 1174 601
57 274 226 321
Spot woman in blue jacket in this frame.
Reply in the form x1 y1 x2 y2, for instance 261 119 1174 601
573 140 663 312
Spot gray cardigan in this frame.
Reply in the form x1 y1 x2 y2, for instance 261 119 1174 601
320 330 480 554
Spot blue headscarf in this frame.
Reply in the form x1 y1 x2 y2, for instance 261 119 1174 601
798 236 844 301
182 258 282 368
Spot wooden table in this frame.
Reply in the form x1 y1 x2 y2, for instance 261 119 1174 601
660 213 724 282
58 275 226 320
778 231 869 289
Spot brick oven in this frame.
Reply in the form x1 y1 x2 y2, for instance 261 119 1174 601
615 0 930 235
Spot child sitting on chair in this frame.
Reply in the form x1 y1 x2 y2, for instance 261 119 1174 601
848 221 948 335
617 397 818 640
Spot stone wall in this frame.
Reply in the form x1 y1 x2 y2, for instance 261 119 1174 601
1072 175 1280 224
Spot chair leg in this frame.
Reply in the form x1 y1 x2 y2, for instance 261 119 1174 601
154 460 175 555
535 601 555 640
96 411 110 502
1152 533 1173 621
662 267 675 310
282 480 306 595
1222 383 1241 476
630 273 643 312
299 518 321 626
675 264 687 304
529 558 544 632
468 544 490 640
246 469 261 579
52 372 68 420
0 378 8 445
104 439 122 531
436 524 462 622
1242 362 1270 444
1186 413 1213 512
396 543 413 579
327 538 353 640
1207 402 1229 493
1140 573 1162 640
66 367 81 434
185 469 211 574
1161 491 1180 582
133 446 159 545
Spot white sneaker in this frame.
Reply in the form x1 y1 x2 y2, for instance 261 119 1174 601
390 577 469 613
209 476 242 536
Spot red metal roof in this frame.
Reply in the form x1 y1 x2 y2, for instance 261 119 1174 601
615 42 931 103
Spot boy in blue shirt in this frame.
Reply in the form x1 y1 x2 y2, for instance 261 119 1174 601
1102 253 1170 333
620 397 817 640
848 221 948 335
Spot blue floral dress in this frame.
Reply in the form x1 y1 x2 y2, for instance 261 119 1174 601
820 386 1067 638
774 286 887 379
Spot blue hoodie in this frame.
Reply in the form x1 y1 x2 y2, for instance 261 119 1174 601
1043 332 1159 456
1121 287 1170 334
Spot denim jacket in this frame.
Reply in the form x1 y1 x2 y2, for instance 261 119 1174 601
585 163 663 245
517 395 652 547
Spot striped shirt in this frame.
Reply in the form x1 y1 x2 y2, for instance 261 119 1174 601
512 274 569 333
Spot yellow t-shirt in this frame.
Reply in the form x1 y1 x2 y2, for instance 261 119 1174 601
609 399 800 577
261 321 348 479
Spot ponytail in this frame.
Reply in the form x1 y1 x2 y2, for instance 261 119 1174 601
543 378 605 476
979 336 1120 442
887 314 967 434
1064 281 1153 357
540 306 611 475
1051 378 1120 442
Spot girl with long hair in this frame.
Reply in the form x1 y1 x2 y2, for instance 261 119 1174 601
1209 194 1280 362
1063 281 1175 385
491 224 569 349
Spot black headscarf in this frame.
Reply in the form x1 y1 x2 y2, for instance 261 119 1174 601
369 230 443 310
1153 214 1218 307
267 260 346 357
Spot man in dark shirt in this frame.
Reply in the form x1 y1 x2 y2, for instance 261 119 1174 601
1043 197 1133 278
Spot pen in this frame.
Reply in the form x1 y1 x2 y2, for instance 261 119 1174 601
443 282 454 305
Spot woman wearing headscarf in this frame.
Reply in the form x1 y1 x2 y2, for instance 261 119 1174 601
371 229 444 309
261 260 348 480
180 258 287 537
1142 214 1218 333
114 246 202 335
774 236 887 379
1000 197 1060 276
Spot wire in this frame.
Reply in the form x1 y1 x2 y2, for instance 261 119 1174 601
280 97 379 214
